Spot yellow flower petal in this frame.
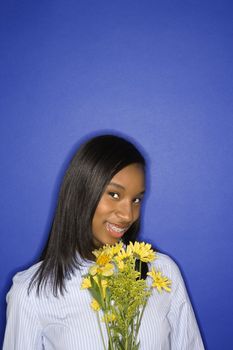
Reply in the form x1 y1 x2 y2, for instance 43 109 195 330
100 263 114 276
128 241 156 262
81 277 91 289
89 265 98 276
96 253 111 266
104 242 123 258
147 268 171 293
92 242 123 260
91 299 101 311
116 259 125 271
116 249 131 261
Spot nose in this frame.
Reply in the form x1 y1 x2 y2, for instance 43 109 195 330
116 200 134 223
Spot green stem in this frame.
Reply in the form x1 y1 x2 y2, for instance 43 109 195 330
134 261 150 343
139 260 142 279
97 311 107 350
134 298 148 343
105 318 114 350
132 259 143 347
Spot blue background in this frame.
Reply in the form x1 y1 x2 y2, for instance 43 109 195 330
1 1 233 348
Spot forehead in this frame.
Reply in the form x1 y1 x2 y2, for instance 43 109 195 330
109 164 145 190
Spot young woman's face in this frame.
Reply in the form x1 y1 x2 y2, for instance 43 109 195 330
92 163 145 245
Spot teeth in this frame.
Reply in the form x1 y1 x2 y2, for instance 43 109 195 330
107 223 128 233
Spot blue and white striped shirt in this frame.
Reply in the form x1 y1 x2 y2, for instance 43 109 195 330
3 253 205 349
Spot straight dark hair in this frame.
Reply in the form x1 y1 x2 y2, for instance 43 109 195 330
29 134 146 296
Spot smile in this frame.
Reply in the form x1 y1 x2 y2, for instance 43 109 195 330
106 222 130 235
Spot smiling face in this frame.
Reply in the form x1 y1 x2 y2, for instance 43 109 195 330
92 163 145 245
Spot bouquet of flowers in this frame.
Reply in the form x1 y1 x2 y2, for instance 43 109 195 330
81 241 171 350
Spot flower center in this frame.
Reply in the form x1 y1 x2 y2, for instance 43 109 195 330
97 254 110 266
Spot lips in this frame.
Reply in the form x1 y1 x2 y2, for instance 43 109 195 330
106 222 130 238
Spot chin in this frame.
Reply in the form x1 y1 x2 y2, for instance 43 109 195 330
105 235 121 245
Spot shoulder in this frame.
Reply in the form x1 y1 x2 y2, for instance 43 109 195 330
151 253 189 298
11 261 41 287
6 262 41 304
151 252 182 279
151 252 190 303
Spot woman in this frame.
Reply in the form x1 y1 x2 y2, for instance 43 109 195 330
3 134 205 349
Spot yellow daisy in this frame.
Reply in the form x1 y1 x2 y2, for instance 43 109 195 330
96 252 111 266
91 298 101 311
147 268 171 293
127 242 156 262
81 277 91 289
116 248 131 261
104 242 123 257
89 262 114 277
93 242 124 260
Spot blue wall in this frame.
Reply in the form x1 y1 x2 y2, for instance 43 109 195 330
1 1 233 348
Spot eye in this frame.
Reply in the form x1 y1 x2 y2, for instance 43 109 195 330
133 197 142 204
108 192 120 200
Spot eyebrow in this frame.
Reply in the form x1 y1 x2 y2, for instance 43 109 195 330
108 182 145 195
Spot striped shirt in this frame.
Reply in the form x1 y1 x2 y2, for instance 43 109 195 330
3 253 205 349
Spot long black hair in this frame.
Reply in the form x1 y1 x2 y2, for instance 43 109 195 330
29 134 146 296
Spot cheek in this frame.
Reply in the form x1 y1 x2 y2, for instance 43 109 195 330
133 206 141 221
95 195 115 215
134 208 140 221
94 201 109 218
92 199 111 226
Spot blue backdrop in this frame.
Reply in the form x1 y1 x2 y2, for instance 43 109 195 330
1 1 233 348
